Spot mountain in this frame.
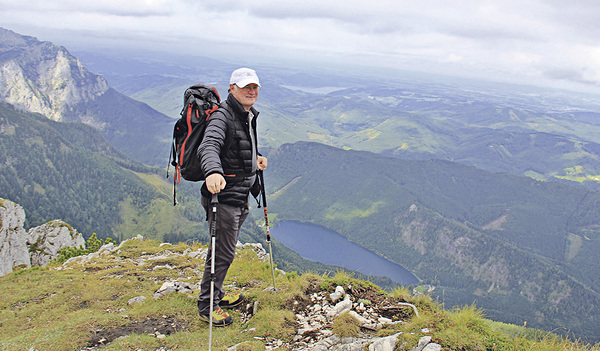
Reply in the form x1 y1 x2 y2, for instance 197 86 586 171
0 102 387 288
0 28 172 166
0 102 203 241
265 141 600 341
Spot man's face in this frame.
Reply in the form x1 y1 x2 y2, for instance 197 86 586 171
230 83 259 111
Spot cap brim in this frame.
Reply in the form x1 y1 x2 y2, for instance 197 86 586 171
235 78 261 88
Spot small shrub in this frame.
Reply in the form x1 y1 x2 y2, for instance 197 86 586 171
54 233 116 263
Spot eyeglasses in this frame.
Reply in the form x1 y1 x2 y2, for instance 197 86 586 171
236 84 260 91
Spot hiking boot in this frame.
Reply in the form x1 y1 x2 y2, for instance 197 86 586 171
219 292 245 309
199 307 233 327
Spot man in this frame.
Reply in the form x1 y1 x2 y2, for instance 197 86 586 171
197 67 268 326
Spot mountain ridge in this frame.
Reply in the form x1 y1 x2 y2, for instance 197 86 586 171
80 48 600 186
0 27 172 166
0 102 203 241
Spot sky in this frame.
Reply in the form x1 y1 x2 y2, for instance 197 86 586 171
1 0 600 94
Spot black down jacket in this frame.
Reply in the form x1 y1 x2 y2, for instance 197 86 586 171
198 93 260 207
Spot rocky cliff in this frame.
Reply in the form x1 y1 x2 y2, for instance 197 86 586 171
0 28 109 124
0 198 84 276
0 27 173 166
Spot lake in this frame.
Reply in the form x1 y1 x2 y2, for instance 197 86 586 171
270 221 419 285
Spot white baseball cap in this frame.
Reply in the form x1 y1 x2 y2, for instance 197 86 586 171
230 67 261 88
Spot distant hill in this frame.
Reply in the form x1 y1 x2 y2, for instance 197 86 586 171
78 49 600 187
0 28 172 166
265 141 600 341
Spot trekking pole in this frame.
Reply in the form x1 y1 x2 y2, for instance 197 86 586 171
258 170 277 289
208 193 218 351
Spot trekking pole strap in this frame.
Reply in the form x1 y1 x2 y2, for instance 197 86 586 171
209 193 218 277
258 171 271 241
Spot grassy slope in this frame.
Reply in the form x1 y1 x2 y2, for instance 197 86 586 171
1 238 598 351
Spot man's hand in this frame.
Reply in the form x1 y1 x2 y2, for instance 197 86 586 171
205 173 226 194
257 156 268 171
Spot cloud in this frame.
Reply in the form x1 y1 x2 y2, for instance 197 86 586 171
1 0 171 17
1 0 600 93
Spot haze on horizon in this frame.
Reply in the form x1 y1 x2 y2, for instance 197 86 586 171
1 0 600 95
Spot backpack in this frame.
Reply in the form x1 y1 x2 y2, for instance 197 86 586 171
168 84 221 205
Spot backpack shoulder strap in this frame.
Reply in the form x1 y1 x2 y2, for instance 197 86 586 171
214 101 236 154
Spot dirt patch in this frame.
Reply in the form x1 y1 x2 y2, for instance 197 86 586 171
482 214 508 230
286 293 313 313
347 285 391 305
86 316 188 348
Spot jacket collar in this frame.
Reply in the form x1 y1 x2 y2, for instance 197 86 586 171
226 93 259 119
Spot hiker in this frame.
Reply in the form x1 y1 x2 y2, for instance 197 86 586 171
197 67 267 326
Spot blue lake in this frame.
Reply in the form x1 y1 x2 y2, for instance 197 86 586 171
271 221 419 285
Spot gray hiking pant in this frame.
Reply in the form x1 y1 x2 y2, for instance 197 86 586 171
197 196 249 315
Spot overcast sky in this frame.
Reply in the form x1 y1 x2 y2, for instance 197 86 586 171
2 0 600 94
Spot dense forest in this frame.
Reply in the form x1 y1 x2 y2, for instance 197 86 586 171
0 103 199 240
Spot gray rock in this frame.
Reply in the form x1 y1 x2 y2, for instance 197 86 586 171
327 295 352 319
1 199 87 276
412 336 432 351
369 332 402 351
27 220 85 267
128 296 147 305
330 285 345 303
0 199 31 275
422 343 442 351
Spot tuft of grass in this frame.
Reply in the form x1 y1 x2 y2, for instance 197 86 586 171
332 311 361 338
432 304 510 351
248 307 296 340
320 270 383 294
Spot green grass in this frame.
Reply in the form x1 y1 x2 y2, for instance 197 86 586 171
332 311 361 337
1 239 599 351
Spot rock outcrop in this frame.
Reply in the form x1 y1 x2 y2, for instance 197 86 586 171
62 236 440 351
0 28 110 123
0 198 85 276
0 27 175 166
0 198 30 276
28 219 85 267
